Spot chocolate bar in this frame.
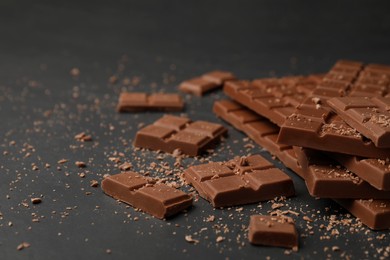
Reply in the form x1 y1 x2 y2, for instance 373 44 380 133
134 115 227 156
223 74 323 126
294 147 390 199
331 153 390 191
327 96 390 148
214 99 390 229
117 92 184 112
214 99 390 199
184 155 294 207
101 171 192 219
248 215 298 250
179 70 235 96
278 61 390 158
335 199 390 230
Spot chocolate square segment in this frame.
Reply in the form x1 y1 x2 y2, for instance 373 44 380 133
328 96 390 148
101 172 192 219
183 154 294 207
134 115 227 156
179 70 236 96
248 215 298 250
117 92 183 112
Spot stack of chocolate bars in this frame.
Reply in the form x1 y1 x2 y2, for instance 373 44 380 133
214 60 390 230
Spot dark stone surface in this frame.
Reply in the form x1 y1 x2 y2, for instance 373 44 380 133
0 1 389 259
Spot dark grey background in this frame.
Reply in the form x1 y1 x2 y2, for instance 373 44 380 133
1 1 389 259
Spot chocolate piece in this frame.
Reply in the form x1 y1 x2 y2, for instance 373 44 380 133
183 155 295 207
213 100 304 177
278 61 390 159
117 92 184 112
248 215 298 249
294 147 390 199
179 71 235 96
101 171 192 219
331 153 390 190
328 96 390 148
223 75 323 126
335 199 390 230
213 99 390 228
134 115 227 156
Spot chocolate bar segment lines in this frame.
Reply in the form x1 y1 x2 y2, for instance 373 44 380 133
101 171 193 219
134 115 227 156
248 215 298 249
223 75 323 126
179 70 236 96
183 155 295 207
213 100 303 177
294 147 390 199
278 60 390 158
117 92 184 112
328 96 390 148
331 154 390 191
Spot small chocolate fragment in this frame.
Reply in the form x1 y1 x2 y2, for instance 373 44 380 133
331 154 390 191
335 199 390 230
183 154 295 207
248 215 298 250
328 96 390 148
31 198 42 204
179 71 235 96
134 115 227 156
101 171 192 219
117 92 184 112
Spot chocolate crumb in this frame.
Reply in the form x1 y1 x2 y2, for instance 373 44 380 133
17 242 30 251
31 198 42 204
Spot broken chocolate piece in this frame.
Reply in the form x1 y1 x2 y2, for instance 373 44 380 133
223 74 323 126
328 96 390 148
183 154 295 207
248 215 298 250
335 199 390 230
278 60 390 159
101 171 192 219
134 115 227 156
331 154 390 191
294 147 390 199
117 92 184 112
179 71 235 96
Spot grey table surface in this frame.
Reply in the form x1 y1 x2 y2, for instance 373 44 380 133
1 1 390 259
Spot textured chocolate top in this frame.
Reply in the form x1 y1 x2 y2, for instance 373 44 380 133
295 147 390 199
278 60 390 159
223 74 323 126
179 70 236 96
117 92 184 112
328 96 390 148
248 215 298 250
214 98 390 229
184 154 295 207
331 153 390 191
101 171 192 219
134 115 227 156
213 99 308 177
